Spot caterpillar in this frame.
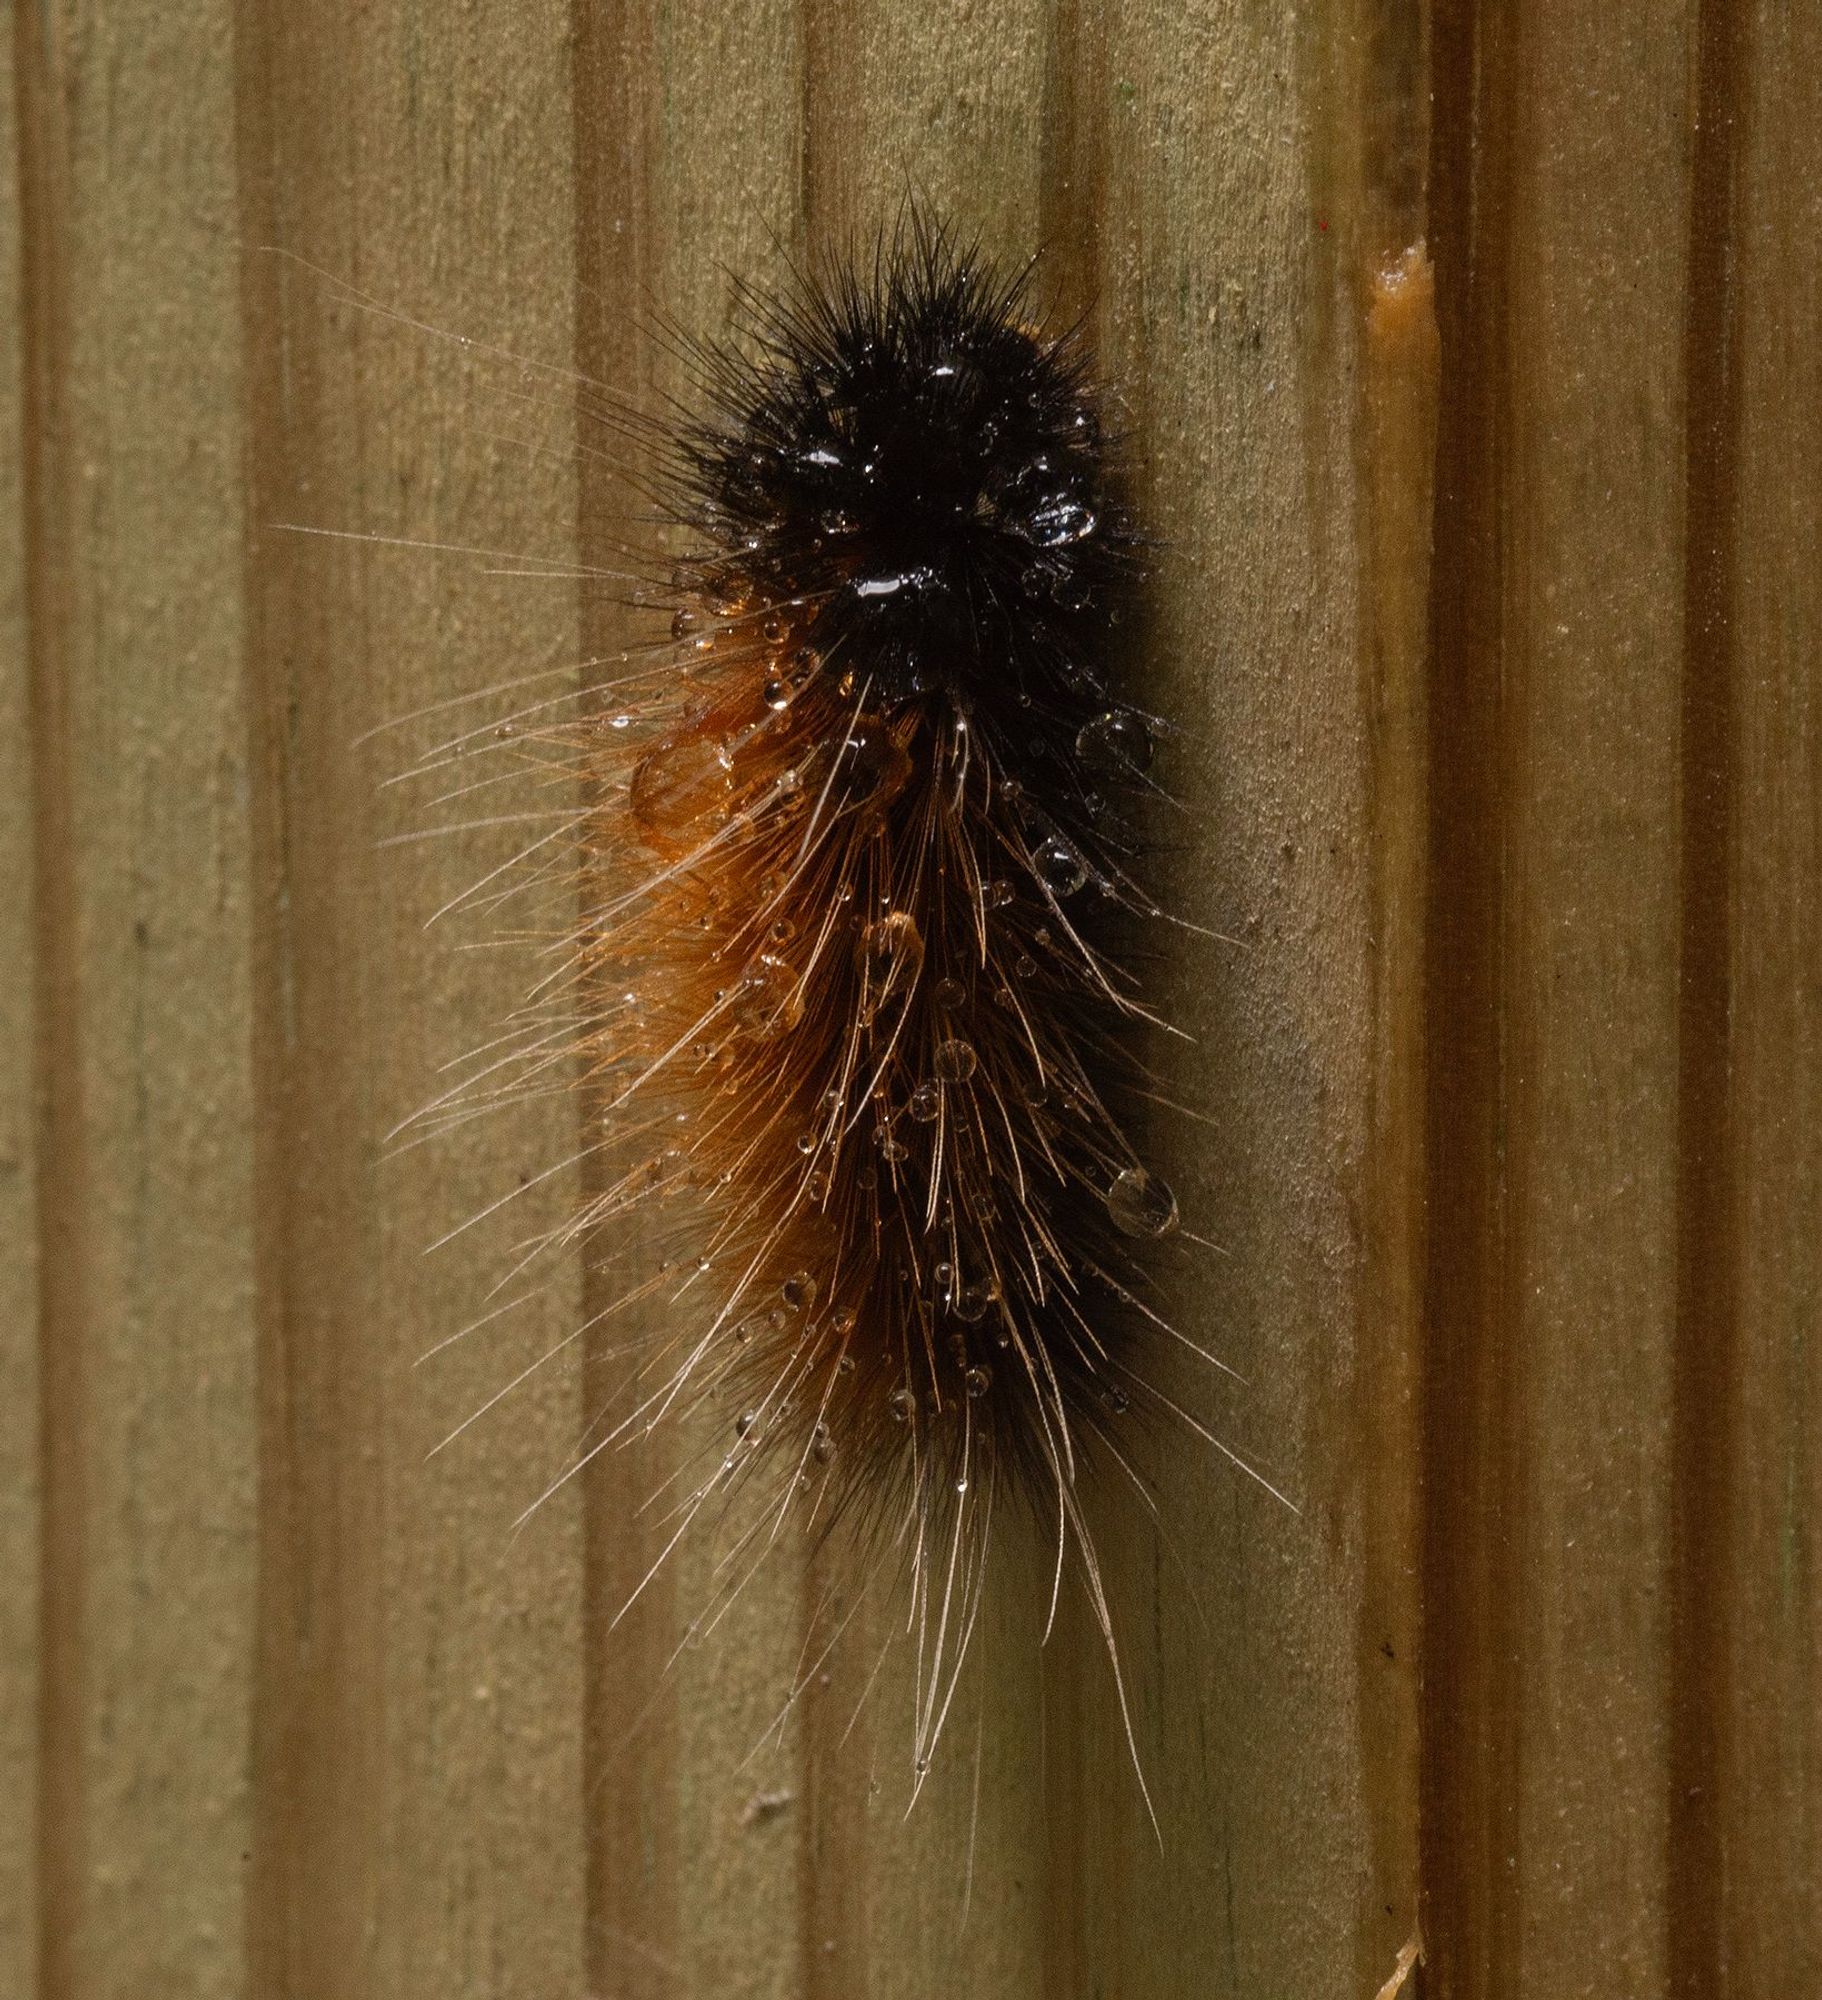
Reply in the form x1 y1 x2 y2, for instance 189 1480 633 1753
393 209 1260 1794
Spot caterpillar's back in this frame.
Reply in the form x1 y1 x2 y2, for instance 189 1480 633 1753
418 213 1217 1779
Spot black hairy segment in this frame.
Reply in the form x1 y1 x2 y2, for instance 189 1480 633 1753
677 232 1133 715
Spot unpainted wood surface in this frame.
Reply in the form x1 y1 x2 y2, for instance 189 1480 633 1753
3 10 38 1999
5 3 1818 1999
1421 4 1822 1998
1423 6 1693 1992
17 2 259 1994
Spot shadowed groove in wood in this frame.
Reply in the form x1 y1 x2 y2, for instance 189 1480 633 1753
798 0 839 246
14 5 87 1995
1352 243 1434 2000
1335 7 1432 1994
233 11 392 1996
1036 0 1108 327
1669 0 1747 1992
0 8 41 1990
1419 2 1525 1994
797 1546 865 2000
233 10 338 1999
232 21 289 2000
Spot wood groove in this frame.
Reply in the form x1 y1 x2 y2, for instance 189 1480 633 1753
1669 0 1747 1991
13 5 87 1994
231 7 319 1998
0 7 41 1989
1419 4 1524 1994
1343 10 1433 1996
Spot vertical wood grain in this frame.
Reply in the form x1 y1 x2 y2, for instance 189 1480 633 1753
1 5 41 1992
1042 5 1431 1995
235 9 588 1997
1344 12 1434 1993
1668 0 1746 1990
6 3 1821 1997
16 2 260 1995
1424 5 1701 1993
1356 236 1436 2000
1706 5 1822 1990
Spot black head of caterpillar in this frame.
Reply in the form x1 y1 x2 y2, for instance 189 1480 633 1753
674 233 1129 718
418 212 1252 1789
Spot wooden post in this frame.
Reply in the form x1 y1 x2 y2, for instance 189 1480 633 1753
5 3 1817 1996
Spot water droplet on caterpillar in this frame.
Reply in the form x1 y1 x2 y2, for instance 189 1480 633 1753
933 1038 977 1083
933 976 966 1008
1035 833 1088 897
854 911 923 1022
781 1270 818 1313
1027 494 1097 546
1107 1165 1180 1239
630 732 735 846
733 953 804 1038
908 1082 941 1124
1076 709 1154 775
888 1386 915 1424
953 1277 999 1322
963 1364 992 1398
811 1422 835 1464
818 715 912 816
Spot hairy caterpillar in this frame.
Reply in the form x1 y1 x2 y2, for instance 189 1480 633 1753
385 209 1269 1797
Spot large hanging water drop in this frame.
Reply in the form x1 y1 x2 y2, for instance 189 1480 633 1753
1034 833 1088 898
1075 709 1154 776
1106 1166 1180 1239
